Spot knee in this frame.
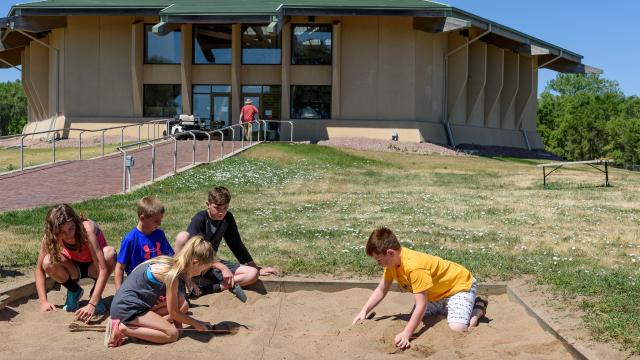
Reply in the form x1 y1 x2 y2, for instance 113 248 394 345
448 322 468 333
174 232 190 253
244 266 259 285
166 328 180 343
42 255 65 277
103 246 117 270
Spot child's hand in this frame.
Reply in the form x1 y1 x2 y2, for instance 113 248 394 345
39 300 57 312
351 311 367 325
193 320 211 332
74 304 95 323
394 331 412 349
220 268 234 289
258 266 278 276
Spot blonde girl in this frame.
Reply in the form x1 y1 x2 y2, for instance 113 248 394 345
106 235 215 347
35 204 116 321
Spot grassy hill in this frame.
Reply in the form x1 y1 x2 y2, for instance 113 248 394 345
0 143 638 352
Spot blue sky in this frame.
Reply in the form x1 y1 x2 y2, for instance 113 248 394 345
0 0 638 96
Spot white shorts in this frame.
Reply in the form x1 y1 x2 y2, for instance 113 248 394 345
422 279 478 325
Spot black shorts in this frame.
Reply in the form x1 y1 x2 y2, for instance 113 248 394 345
193 259 241 287
75 261 92 279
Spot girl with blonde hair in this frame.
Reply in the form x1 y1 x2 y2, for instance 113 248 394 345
106 235 215 347
35 204 116 321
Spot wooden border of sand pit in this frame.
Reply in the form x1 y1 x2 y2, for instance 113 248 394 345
1 277 594 359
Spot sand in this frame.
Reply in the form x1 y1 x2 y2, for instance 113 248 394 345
0 282 577 360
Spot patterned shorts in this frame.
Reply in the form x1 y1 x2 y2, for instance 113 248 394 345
422 279 478 325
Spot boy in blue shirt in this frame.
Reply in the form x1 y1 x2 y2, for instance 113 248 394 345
115 196 174 289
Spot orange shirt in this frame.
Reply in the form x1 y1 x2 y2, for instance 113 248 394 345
383 247 473 302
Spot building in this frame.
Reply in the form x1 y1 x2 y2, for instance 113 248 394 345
0 0 599 148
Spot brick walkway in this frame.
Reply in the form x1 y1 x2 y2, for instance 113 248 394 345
0 139 252 213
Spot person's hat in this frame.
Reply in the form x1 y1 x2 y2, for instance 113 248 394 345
244 98 252 104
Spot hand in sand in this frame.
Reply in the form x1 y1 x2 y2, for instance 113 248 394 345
40 300 57 312
74 304 95 323
194 320 212 332
395 331 411 349
351 311 367 325
220 267 234 289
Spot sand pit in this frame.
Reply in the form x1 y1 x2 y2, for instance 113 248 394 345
0 283 575 359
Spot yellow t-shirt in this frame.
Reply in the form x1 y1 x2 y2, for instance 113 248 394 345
383 247 474 302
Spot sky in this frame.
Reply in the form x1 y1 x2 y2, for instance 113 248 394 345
0 0 638 96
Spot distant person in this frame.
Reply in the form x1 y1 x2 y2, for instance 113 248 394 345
114 196 174 290
239 98 259 141
174 186 278 301
352 227 488 349
106 236 214 347
35 204 116 321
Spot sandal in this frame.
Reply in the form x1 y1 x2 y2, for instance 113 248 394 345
104 318 125 348
473 296 488 318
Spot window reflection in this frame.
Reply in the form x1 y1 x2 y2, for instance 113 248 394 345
145 24 181 64
242 25 281 64
291 85 331 119
292 25 332 65
143 84 182 117
194 25 232 64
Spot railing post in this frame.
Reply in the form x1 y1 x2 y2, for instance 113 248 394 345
52 132 56 163
79 131 83 160
120 127 124 147
290 121 293 143
173 137 177 173
20 136 25 170
230 127 235 154
192 132 196 164
101 130 106 157
151 142 155 182
138 125 142 148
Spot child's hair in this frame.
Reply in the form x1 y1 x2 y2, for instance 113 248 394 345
137 195 165 218
143 236 215 290
366 227 401 256
43 204 89 263
208 186 231 205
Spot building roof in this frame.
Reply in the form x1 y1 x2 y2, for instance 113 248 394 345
1 0 600 73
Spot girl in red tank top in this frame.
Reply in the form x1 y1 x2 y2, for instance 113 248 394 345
35 204 116 323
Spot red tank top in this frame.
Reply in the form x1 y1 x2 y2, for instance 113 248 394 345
60 221 107 263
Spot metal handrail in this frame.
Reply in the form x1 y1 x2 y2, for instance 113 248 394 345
212 129 225 159
117 140 155 192
260 120 294 142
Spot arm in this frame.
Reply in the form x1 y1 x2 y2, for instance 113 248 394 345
224 213 254 265
352 278 392 325
114 262 126 290
35 241 56 312
167 279 210 331
395 292 427 349
75 221 109 322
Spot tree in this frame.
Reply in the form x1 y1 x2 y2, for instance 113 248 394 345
0 80 28 136
538 73 640 169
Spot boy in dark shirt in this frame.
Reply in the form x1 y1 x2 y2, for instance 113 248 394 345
175 186 277 300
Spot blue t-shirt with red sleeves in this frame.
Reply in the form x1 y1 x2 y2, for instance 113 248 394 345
117 227 174 274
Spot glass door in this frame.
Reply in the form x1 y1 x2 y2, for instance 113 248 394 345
213 95 230 128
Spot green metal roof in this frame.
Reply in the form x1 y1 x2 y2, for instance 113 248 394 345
11 0 449 16
6 0 590 67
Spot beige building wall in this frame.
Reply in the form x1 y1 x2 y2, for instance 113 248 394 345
18 14 547 148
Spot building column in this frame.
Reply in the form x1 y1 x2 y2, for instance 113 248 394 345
331 21 341 120
181 24 193 115
231 23 242 125
281 23 291 120
131 21 143 117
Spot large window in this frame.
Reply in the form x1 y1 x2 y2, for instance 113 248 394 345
241 85 281 120
145 24 181 64
292 25 332 65
193 25 232 64
143 84 182 117
242 25 281 64
291 85 331 119
193 85 232 128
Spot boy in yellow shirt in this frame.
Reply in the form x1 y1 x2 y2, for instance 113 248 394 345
352 227 487 349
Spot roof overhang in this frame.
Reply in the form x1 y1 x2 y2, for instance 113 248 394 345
3 1 601 75
0 45 23 69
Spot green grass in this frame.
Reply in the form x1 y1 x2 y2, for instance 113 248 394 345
0 142 639 353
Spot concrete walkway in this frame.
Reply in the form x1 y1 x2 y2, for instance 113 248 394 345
0 139 250 212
